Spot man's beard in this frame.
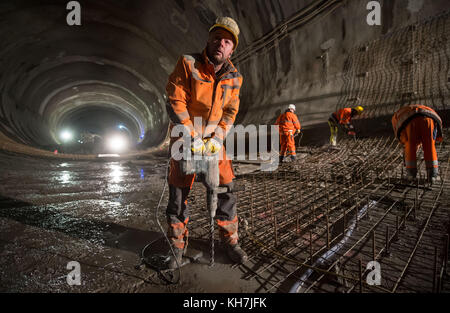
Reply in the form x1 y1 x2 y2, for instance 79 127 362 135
210 53 226 66
207 46 227 66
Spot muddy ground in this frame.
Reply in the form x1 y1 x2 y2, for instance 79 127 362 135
1 139 448 294
0 150 263 293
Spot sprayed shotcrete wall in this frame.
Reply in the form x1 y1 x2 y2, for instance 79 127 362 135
0 0 449 154
232 0 450 140
343 10 450 137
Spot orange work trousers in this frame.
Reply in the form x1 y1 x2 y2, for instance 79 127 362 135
280 132 296 157
166 146 238 249
402 116 438 177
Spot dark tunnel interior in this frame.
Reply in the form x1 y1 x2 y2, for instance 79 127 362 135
1 0 450 296
1 0 447 158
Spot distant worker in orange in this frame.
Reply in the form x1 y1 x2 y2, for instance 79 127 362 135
275 104 301 163
328 106 364 147
392 104 443 184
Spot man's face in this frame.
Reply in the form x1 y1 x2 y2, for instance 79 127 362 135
206 28 235 65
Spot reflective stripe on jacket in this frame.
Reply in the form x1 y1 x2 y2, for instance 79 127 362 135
392 104 443 142
166 49 242 143
275 111 301 134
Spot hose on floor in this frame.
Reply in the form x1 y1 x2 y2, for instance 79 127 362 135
139 157 181 285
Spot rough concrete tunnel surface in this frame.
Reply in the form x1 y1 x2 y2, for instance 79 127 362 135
1 0 450 295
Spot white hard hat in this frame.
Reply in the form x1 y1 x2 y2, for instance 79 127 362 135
288 104 296 111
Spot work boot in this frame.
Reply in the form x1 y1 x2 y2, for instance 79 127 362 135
167 247 184 270
429 176 437 186
225 243 248 264
279 156 285 163
405 172 416 183
289 155 296 162
427 168 438 186
406 168 417 179
329 145 339 150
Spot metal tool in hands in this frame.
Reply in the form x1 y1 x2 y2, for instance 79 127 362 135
180 153 227 266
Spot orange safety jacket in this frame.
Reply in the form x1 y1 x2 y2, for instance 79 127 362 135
275 111 301 134
330 108 353 125
392 104 443 143
166 49 242 144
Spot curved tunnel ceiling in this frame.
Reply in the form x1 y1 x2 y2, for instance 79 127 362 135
1 0 173 153
0 0 449 155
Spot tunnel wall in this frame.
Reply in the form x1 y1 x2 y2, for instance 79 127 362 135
231 0 450 133
0 0 449 156
0 0 171 153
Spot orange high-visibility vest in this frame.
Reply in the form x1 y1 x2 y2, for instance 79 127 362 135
275 111 301 134
392 104 443 142
166 49 242 143
331 108 353 125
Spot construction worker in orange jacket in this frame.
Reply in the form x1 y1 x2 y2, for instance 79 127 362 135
328 106 364 146
275 104 301 163
165 17 247 269
392 104 443 184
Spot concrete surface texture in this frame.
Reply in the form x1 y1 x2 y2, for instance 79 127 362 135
0 0 449 294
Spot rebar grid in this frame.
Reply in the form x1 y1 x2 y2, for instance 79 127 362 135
165 10 450 293
179 129 449 293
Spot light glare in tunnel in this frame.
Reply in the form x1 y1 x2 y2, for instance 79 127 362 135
109 164 123 183
107 135 128 153
59 171 72 184
60 130 73 142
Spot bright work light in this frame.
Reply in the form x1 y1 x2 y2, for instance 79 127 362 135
60 130 73 142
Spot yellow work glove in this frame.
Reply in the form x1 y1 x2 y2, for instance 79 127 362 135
203 138 222 155
191 137 205 155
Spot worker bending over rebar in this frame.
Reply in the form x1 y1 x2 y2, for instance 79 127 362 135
328 106 364 147
392 104 443 184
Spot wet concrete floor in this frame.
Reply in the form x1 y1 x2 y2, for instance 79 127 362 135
0 150 260 292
